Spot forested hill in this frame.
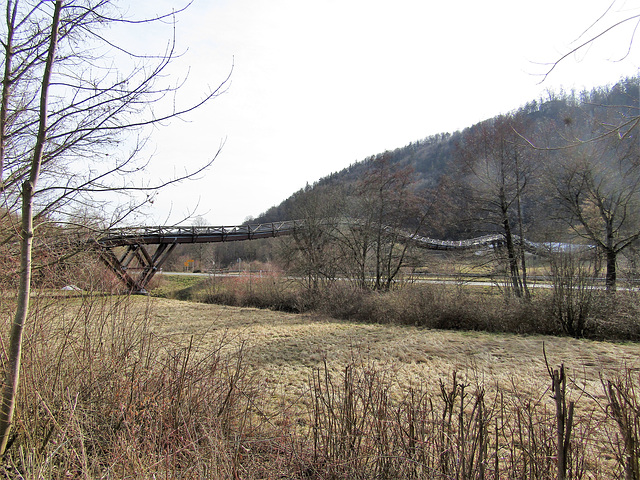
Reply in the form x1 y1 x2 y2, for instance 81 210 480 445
252 130 460 223
252 76 639 225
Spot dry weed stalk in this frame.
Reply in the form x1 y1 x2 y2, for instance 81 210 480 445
544 346 575 480
305 356 605 479
605 370 640 480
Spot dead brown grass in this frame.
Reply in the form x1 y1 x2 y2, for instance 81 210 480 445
136 297 640 477
143 297 640 415
9 293 640 478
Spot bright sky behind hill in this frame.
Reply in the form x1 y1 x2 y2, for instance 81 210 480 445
127 0 640 226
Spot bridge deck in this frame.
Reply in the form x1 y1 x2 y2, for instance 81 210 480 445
97 221 304 247
95 221 591 293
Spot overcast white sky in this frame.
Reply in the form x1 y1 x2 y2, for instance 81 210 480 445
126 0 639 226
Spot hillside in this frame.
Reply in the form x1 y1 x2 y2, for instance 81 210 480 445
171 76 639 272
253 76 639 226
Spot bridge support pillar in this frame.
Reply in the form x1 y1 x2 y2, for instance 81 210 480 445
99 242 177 294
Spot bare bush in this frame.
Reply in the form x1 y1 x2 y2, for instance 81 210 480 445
199 273 306 313
3 293 257 478
305 359 599 479
547 252 597 337
605 370 640 479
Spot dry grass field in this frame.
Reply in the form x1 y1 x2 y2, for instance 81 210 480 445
145 296 640 417
140 296 640 477
10 291 640 478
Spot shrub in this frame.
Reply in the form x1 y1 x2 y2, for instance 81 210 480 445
546 252 597 338
196 273 307 313
311 283 556 335
587 291 640 340
6 293 257 478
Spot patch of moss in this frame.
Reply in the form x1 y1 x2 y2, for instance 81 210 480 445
149 274 204 299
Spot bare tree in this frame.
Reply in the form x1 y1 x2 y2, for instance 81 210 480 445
0 0 228 453
547 251 597 337
282 184 344 292
336 155 428 290
551 111 640 291
452 114 536 298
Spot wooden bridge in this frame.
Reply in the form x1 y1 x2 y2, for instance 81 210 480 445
96 222 304 293
95 221 587 293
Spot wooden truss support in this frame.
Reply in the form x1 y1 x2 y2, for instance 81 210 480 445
99 242 177 294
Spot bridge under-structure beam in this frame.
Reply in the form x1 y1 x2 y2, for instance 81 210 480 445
95 222 304 293
99 242 178 293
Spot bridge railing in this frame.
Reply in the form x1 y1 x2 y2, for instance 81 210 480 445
96 219 594 254
97 220 307 246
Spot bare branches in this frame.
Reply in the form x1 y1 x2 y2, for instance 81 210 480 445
1 1 228 226
541 0 640 83
541 14 640 82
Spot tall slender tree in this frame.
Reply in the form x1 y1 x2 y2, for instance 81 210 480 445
452 114 536 298
0 0 62 454
0 0 228 452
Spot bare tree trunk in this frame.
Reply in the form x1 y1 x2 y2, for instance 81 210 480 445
374 223 383 290
359 240 368 289
503 218 523 298
605 248 617 292
500 186 522 298
0 0 60 454
514 150 530 299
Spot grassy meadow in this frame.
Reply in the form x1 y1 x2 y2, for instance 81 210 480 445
6 274 640 478
147 296 640 409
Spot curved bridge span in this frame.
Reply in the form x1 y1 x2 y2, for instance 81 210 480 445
95 221 571 293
